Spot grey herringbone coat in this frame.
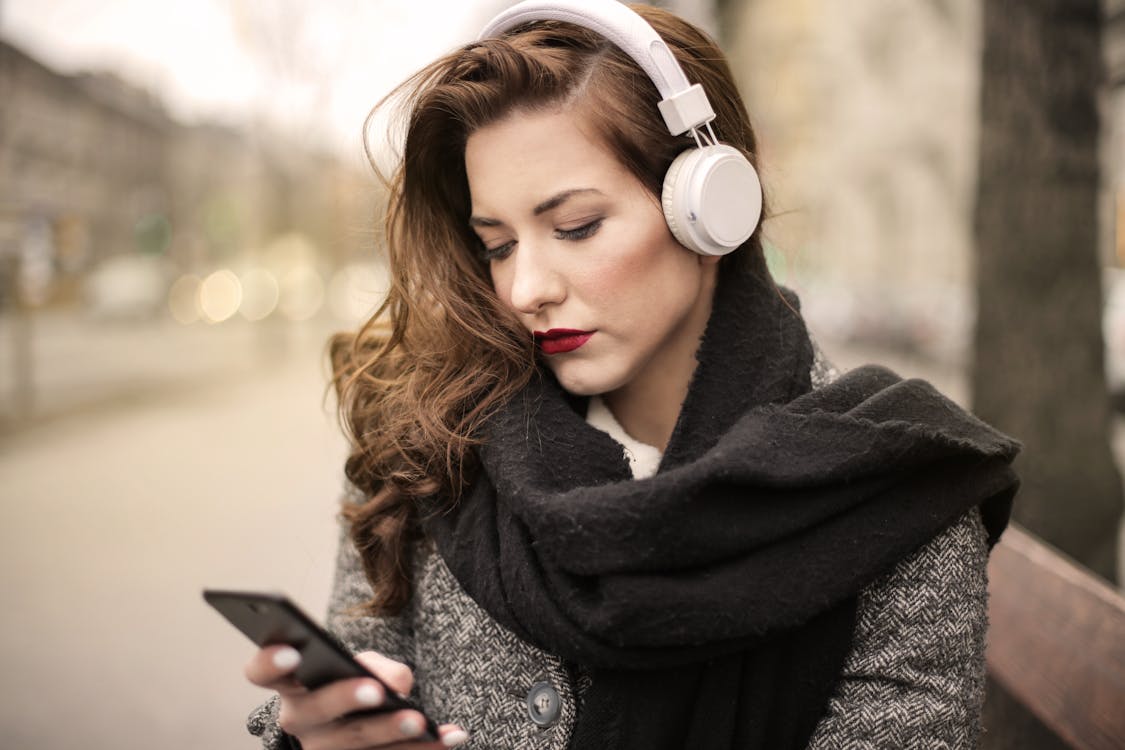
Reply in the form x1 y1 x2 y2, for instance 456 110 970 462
249 352 992 749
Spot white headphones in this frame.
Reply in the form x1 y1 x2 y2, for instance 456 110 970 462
478 0 763 257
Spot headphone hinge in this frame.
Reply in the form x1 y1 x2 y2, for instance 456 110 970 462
657 84 716 136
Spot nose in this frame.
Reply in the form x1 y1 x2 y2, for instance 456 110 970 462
504 240 566 315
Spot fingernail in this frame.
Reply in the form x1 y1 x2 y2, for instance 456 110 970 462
399 714 424 738
442 729 470 747
355 682 383 706
272 647 301 671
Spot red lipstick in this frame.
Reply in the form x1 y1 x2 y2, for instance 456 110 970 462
534 328 594 355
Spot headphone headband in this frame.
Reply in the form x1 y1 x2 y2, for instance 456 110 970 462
478 0 715 136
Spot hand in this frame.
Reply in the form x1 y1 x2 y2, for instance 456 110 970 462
245 645 469 749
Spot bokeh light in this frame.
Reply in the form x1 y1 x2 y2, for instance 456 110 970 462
133 213 172 255
239 268 280 321
168 274 202 324
279 266 325 322
199 269 243 323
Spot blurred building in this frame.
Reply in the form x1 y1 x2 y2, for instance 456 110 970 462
0 38 372 314
727 0 979 291
0 40 171 305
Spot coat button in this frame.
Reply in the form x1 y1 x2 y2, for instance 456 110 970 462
526 681 561 727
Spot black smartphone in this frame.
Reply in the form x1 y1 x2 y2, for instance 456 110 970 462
203 588 438 740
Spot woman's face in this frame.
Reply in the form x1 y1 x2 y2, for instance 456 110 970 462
465 107 718 398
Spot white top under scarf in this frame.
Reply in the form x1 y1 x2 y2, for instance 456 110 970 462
585 396 663 479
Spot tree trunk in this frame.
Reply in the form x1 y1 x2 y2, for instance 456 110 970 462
974 0 1121 746
974 0 1120 580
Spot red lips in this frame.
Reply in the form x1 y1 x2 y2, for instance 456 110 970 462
534 328 594 355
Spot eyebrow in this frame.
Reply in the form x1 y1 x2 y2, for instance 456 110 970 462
468 188 604 228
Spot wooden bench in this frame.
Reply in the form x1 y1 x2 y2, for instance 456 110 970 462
986 524 1125 750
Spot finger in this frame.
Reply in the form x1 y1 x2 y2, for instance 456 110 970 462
277 677 386 736
357 723 469 750
365 725 469 750
353 651 415 697
299 710 445 750
436 724 472 747
244 645 307 695
307 728 463 750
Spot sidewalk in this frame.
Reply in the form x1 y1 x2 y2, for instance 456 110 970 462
0 309 340 432
0 312 347 750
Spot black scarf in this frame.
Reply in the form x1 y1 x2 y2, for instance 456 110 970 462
424 252 1019 749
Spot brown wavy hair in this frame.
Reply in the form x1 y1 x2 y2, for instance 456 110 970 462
332 4 767 615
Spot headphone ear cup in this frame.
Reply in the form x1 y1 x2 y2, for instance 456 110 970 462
661 144 763 256
661 149 699 252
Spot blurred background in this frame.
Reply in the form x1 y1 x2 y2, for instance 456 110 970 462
0 0 1122 748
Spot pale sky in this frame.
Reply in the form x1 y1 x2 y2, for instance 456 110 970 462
0 0 510 159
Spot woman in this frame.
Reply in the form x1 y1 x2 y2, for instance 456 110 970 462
244 2 1020 748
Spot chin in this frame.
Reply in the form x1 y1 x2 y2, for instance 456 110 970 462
548 358 630 398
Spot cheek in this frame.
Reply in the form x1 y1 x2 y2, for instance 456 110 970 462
488 264 513 307
574 251 644 303
579 227 697 316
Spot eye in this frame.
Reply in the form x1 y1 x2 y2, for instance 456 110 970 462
554 218 603 242
478 239 516 263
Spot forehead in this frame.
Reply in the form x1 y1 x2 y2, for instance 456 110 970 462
464 108 631 214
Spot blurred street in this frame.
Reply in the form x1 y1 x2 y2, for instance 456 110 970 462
0 314 347 750
1 310 307 424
